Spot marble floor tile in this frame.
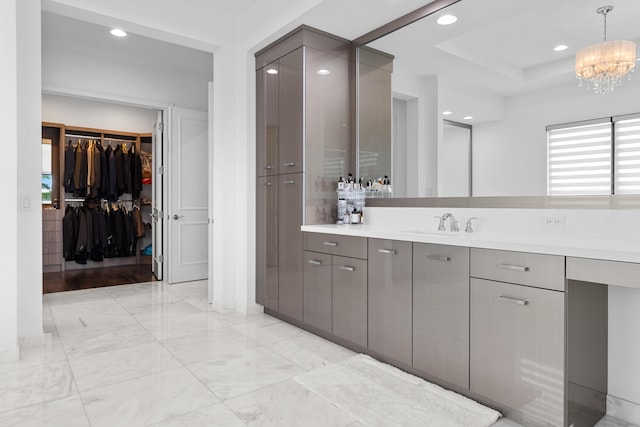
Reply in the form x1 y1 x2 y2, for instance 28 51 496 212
149 403 245 427
57 316 155 359
218 311 281 327
81 367 218 427
160 327 260 365
69 341 181 392
1 334 67 372
225 379 355 427
49 297 130 321
44 288 112 306
595 415 640 426
0 395 90 427
492 419 523 426
103 281 165 299
141 311 228 340
187 346 305 400
269 332 356 371
232 319 303 346
111 287 183 309
166 280 208 299
125 299 202 323
0 360 77 413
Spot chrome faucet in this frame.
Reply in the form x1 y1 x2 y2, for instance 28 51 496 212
434 212 459 232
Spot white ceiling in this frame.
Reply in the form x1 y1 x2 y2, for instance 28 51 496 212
369 0 640 100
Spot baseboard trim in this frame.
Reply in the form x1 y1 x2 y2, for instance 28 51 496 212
607 394 640 424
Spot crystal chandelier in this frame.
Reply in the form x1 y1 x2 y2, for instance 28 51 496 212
575 5 636 94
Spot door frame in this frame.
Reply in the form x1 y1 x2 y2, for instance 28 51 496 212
41 87 170 282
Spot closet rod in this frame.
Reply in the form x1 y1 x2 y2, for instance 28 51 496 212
103 138 137 144
64 134 101 140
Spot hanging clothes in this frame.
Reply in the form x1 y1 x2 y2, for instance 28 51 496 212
63 141 76 194
131 149 143 200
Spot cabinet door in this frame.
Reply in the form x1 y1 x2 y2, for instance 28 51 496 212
413 244 469 389
303 251 332 333
256 177 278 310
278 47 304 174
278 173 303 321
256 63 279 176
332 256 367 347
470 278 565 427
368 239 412 366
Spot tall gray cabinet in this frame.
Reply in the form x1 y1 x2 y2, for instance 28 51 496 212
255 26 351 320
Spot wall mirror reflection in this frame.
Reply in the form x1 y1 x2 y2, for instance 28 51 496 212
357 0 640 198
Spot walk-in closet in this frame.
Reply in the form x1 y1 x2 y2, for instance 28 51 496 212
42 95 161 293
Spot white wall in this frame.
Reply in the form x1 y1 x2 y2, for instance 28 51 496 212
0 0 20 360
473 78 640 196
42 94 158 133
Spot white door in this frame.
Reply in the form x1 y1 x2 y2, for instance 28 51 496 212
168 107 209 283
152 111 164 280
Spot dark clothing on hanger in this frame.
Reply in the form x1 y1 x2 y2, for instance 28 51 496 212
131 152 143 200
64 142 76 193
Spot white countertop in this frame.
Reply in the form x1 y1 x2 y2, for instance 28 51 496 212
301 224 640 263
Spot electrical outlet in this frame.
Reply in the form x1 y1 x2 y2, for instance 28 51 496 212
542 216 565 229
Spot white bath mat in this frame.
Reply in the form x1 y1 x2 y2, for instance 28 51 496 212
294 354 501 427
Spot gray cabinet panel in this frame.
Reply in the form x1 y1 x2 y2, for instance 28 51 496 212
470 278 565 427
278 48 304 174
413 243 469 389
256 177 278 310
470 248 565 291
368 239 412 366
303 251 332 333
278 174 303 321
256 64 279 176
304 232 367 259
333 256 367 347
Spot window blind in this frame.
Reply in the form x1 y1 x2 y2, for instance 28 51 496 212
614 116 640 194
547 120 612 195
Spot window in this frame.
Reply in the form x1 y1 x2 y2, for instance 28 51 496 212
42 138 53 204
547 114 640 196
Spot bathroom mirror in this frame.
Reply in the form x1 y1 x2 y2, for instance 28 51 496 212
356 0 640 198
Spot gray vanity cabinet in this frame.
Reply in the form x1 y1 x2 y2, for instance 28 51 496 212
256 177 278 310
412 243 469 389
333 256 368 348
368 238 412 366
277 174 304 321
303 251 332 333
256 64 279 177
277 48 304 175
470 249 565 427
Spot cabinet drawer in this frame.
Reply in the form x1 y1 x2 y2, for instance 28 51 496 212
332 256 367 348
303 251 332 333
567 257 640 289
470 248 565 291
470 278 565 426
304 232 367 259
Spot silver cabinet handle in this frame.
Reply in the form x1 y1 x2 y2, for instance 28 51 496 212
339 266 356 272
264 165 273 170
283 180 295 185
173 214 184 220
378 249 396 255
308 259 322 265
427 255 451 262
497 263 530 272
283 162 295 167
263 182 272 187
498 295 529 306
323 241 338 247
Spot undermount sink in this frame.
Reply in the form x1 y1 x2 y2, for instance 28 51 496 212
400 230 459 237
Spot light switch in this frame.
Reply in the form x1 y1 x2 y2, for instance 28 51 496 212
22 197 30 209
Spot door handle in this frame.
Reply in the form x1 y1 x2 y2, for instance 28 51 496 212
427 255 451 262
283 162 295 167
264 165 273 170
377 249 396 255
283 180 295 185
308 259 323 265
323 241 338 247
263 182 273 187
498 295 529 306
339 265 356 272
497 263 530 272
173 214 184 220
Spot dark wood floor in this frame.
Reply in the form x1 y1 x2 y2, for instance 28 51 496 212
43 264 157 294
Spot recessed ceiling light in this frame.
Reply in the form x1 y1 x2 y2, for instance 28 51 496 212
266 68 278 75
110 28 127 37
437 15 458 25
553 44 568 52
463 116 473 120
442 111 453 116
317 69 331 75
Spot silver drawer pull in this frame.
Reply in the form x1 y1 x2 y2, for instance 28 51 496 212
284 180 295 185
283 162 295 167
339 266 356 272
498 295 529 306
263 182 272 187
308 259 322 265
323 241 338 247
497 263 530 272
427 255 451 262
378 249 396 255
264 165 273 170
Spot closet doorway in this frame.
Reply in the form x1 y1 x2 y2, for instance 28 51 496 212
41 95 165 293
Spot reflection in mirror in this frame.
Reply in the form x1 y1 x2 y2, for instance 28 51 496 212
357 0 640 198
